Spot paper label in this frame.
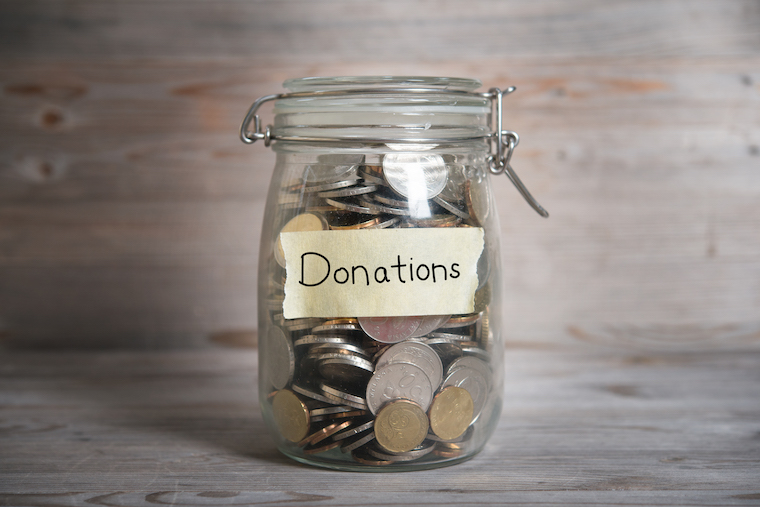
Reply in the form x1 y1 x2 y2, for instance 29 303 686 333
281 227 484 319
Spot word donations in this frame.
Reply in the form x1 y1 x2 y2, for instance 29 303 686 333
281 228 484 319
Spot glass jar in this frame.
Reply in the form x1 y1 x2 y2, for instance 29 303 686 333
240 76 547 471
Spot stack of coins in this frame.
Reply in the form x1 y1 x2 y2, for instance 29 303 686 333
264 152 496 465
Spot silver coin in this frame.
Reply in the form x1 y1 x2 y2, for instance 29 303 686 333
292 383 334 405
310 322 362 334
439 163 468 202
357 198 411 216
382 152 448 199
423 337 463 364
442 366 490 422
359 173 387 186
369 216 401 229
358 316 422 344
376 341 443 390
332 419 374 441
460 345 490 363
304 176 361 193
318 184 377 198
410 315 451 338
341 430 376 453
366 362 434 414
317 355 374 383
427 332 471 342
447 356 492 377
302 154 363 184
266 326 294 390
373 192 410 208
309 342 369 357
310 405 361 417
432 194 470 220
320 383 368 410
293 335 353 347
324 197 377 214
366 440 436 461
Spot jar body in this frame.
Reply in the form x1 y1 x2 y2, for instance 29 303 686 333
255 78 504 471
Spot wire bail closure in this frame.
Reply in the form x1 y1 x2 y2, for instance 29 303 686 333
240 86 548 217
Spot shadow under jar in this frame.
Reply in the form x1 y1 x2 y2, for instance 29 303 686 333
240 76 547 471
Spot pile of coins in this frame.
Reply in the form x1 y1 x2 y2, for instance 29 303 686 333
264 153 496 465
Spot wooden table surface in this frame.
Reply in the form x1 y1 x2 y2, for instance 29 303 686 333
2 345 759 506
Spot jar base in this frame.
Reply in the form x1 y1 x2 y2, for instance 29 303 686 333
279 445 482 472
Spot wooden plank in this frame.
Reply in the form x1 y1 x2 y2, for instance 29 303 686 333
1 56 760 348
1 0 759 60
0 348 758 504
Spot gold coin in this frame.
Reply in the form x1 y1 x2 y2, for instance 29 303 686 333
473 282 491 314
274 213 328 268
428 386 474 441
465 179 490 227
272 389 310 443
374 400 429 453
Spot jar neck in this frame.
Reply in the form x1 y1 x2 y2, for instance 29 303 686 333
272 77 492 143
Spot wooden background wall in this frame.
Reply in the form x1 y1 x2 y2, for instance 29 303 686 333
1 0 759 350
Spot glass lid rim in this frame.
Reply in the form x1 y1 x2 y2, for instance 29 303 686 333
283 76 483 92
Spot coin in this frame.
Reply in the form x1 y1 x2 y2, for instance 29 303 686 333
428 386 474 441
332 419 374 441
291 383 334 405
272 389 310 443
376 341 443 390
310 409 367 422
447 356 492 379
382 153 448 199
366 362 434 414
465 178 490 227
302 154 362 184
410 315 451 338
438 163 467 202
310 405 361 417
303 439 341 454
303 176 361 193
427 331 471 342
358 316 422 344
318 184 377 198
432 195 470 220
274 213 328 268
320 383 368 410
461 345 490 363
357 198 411 216
442 313 482 328
266 326 294 390
317 355 374 383
328 214 381 230
298 420 351 447
293 335 353 347
374 399 429 453
442 366 489 423
351 446 391 465
366 440 436 462
341 430 376 453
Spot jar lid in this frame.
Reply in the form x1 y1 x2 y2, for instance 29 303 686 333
273 76 491 143
282 76 482 92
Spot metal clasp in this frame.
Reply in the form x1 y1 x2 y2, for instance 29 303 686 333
485 87 549 218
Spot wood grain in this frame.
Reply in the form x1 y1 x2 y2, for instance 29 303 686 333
0 347 758 504
1 0 759 348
